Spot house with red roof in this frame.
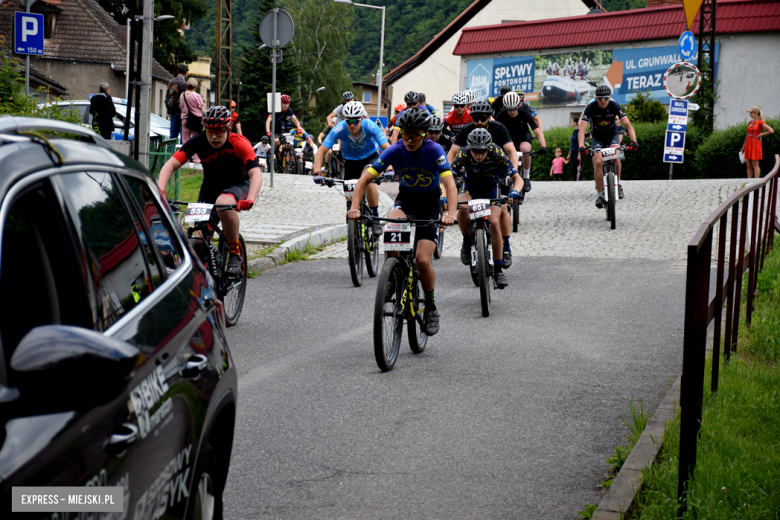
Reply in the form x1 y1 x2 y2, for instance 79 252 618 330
452 0 780 128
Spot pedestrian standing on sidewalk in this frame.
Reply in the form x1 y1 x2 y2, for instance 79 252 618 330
165 63 189 142
741 106 774 178
89 82 116 139
549 148 567 181
180 78 204 164
568 118 582 180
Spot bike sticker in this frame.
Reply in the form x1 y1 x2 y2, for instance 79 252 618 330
383 222 414 251
469 199 491 219
183 203 214 223
305 161 313 169
471 245 477 266
343 179 358 193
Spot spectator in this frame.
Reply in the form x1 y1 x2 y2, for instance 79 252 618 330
550 148 568 181
89 82 116 139
180 77 204 163
742 106 774 178
568 118 582 180
165 63 189 142
230 100 243 135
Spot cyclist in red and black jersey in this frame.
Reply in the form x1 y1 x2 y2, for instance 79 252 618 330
157 106 262 274
443 91 472 135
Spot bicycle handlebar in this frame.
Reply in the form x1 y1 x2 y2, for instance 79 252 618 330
168 200 237 211
360 216 458 227
456 197 509 206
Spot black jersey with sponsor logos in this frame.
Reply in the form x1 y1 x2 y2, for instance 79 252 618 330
495 107 538 145
454 120 513 149
581 100 627 134
173 132 259 194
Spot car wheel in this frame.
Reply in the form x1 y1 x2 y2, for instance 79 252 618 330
189 443 224 520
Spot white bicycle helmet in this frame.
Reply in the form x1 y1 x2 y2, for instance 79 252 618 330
464 89 476 104
343 100 367 119
503 91 521 110
452 91 468 105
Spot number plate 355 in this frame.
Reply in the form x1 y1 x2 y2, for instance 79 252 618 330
383 222 414 251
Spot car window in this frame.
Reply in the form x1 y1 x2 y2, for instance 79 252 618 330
56 172 154 330
121 175 183 274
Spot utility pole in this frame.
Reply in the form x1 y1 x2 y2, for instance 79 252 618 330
136 0 152 168
696 0 716 131
215 0 233 107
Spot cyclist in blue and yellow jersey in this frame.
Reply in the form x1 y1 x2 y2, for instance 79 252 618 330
452 128 522 290
390 91 430 144
313 100 390 236
417 92 437 116
348 108 458 336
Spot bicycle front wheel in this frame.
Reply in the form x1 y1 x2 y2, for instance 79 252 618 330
607 171 616 230
374 257 404 371
476 228 491 317
219 234 248 327
407 272 428 353
347 220 364 287
365 229 380 278
512 198 520 232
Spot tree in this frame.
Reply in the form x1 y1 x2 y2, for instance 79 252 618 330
625 90 667 123
690 60 720 135
97 0 209 73
280 0 354 127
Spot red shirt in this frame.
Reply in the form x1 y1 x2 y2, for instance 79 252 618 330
173 133 259 192
444 109 472 135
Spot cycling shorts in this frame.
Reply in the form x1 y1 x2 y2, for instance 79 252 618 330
591 129 620 153
344 152 380 181
460 182 502 204
391 188 442 245
513 131 533 147
198 180 250 205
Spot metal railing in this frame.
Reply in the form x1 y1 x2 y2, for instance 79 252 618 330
148 138 181 200
677 155 779 510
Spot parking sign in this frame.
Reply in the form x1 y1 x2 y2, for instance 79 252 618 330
14 12 44 56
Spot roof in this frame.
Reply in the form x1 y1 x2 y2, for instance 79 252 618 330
351 81 378 89
383 0 597 85
0 0 173 83
453 0 780 56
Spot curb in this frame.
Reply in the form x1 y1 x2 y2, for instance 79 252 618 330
592 375 681 519
246 223 347 274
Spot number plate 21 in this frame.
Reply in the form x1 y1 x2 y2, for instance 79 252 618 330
184 203 214 223
383 222 414 251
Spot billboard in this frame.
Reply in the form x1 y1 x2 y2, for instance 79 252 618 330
464 44 719 108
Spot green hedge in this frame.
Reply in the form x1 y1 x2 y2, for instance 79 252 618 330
525 116 780 181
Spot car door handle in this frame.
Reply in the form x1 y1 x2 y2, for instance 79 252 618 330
182 354 208 378
107 423 138 454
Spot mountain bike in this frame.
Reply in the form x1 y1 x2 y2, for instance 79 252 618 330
367 216 453 371
508 150 538 232
328 143 345 179
279 134 298 175
591 144 624 230
322 177 383 286
172 200 247 326
433 177 462 260
458 197 507 317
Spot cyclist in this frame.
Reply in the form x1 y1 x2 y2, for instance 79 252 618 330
443 91 472 135
254 135 271 172
265 93 303 146
348 108 458 336
448 100 520 268
489 84 512 115
578 85 638 209
418 92 437 115
313 101 389 236
452 128 522 290
495 90 547 185
391 91 430 143
326 91 356 128
427 115 454 154
463 89 476 109
157 106 262 274
230 100 242 135
514 89 544 192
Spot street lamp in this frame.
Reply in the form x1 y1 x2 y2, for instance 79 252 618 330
236 44 268 113
334 0 385 119
316 86 326 92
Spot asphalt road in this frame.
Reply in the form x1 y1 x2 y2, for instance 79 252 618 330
223 255 685 519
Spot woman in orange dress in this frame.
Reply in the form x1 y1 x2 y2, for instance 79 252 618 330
741 106 774 178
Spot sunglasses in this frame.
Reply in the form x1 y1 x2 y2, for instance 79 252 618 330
345 119 361 125
428 130 441 135
507 108 519 112
401 131 426 142
453 104 465 109
596 96 610 101
472 115 489 123
205 127 228 136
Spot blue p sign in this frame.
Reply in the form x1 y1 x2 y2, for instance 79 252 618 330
14 12 44 56
665 130 686 151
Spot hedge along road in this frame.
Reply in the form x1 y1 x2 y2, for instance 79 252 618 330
223 178 749 519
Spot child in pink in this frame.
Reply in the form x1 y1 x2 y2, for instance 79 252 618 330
549 148 568 181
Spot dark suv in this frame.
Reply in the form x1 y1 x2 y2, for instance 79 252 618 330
0 117 236 519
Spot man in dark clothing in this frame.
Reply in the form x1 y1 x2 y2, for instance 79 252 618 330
568 118 582 180
89 82 116 139
166 63 189 141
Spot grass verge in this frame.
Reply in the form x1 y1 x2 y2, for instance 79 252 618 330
631 239 780 518
178 169 203 202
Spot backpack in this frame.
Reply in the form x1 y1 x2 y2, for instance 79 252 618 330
165 79 181 113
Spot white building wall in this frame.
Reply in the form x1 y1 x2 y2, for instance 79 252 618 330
388 0 588 116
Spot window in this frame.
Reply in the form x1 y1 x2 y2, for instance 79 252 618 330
363 92 372 104
443 102 453 115
43 13 55 39
56 172 154 330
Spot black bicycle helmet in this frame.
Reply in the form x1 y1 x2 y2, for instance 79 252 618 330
203 106 232 128
261 136 270 143
470 100 493 116
342 91 355 102
397 107 430 131
404 91 419 105
467 128 492 149
595 84 612 97
428 115 444 132
418 92 427 102
499 84 512 95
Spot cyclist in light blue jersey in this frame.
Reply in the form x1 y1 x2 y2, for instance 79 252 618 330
313 100 390 236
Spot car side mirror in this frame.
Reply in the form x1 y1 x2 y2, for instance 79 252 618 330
7 325 140 415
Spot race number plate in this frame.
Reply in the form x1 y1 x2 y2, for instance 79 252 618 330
295 148 303 156
258 158 267 167
469 199 491 219
601 147 618 162
384 222 414 251
184 203 213 223
343 179 358 194
305 161 313 169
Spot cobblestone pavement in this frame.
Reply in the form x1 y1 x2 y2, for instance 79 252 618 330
238 172 393 244
313 179 752 261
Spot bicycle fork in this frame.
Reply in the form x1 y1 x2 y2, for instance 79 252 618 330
401 266 421 319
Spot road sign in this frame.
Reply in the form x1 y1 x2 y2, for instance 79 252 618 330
678 31 697 61
665 131 686 153
668 123 687 132
688 102 700 111
683 0 704 30
664 152 684 164
14 12 44 56
668 99 689 125
259 9 294 48
372 116 388 128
